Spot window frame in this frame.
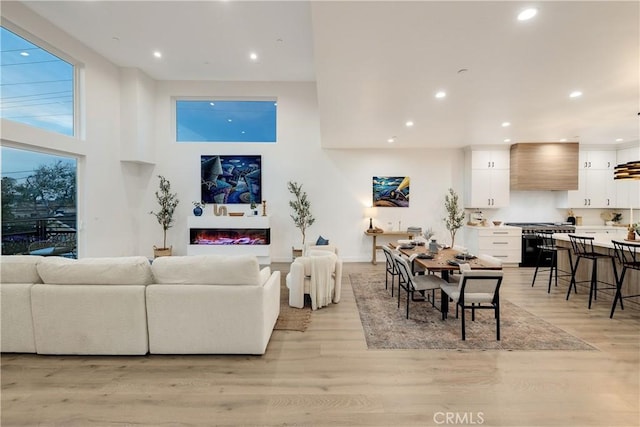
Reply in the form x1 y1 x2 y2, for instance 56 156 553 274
173 96 278 143
1 19 82 139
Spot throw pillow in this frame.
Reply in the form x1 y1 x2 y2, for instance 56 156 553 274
316 235 329 245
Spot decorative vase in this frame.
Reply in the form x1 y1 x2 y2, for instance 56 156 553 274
193 206 203 216
429 239 439 254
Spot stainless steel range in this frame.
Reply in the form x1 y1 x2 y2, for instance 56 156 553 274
505 222 576 267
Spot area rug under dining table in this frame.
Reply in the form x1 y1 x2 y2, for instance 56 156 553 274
350 271 596 351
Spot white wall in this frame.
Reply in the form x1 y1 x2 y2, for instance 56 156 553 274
1 2 137 257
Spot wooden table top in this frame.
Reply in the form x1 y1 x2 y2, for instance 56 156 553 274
391 244 502 272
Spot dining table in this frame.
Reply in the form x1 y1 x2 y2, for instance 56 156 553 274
390 242 503 316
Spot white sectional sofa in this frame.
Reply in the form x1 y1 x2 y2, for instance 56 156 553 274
0 254 280 355
147 255 280 355
0 255 42 353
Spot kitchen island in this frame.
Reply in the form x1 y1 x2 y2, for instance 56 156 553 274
553 233 639 311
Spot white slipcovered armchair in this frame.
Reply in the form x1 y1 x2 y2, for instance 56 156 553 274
286 246 342 310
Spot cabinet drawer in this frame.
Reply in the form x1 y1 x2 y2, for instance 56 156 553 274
477 228 521 237
478 248 521 263
477 236 521 250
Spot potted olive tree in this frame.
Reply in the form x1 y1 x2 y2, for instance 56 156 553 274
150 175 179 257
443 188 465 248
288 181 315 258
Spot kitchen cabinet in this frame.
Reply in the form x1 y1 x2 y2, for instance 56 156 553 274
464 226 522 265
464 149 510 208
615 146 640 209
565 150 617 208
579 150 616 170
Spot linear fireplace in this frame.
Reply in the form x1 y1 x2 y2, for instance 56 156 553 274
187 215 271 263
190 228 270 245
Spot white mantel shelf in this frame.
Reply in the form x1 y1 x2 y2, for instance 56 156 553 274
187 215 271 264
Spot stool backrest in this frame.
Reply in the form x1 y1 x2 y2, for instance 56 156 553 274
612 240 640 270
536 231 555 248
568 234 595 256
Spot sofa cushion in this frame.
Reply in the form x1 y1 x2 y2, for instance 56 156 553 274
1 255 43 284
37 256 153 285
151 254 261 286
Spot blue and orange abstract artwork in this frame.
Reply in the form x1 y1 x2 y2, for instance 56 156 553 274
373 176 410 207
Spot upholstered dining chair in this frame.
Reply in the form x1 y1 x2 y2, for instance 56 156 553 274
440 264 504 340
393 253 446 319
381 245 400 296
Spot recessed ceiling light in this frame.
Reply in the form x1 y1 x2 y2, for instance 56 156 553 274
504 138 511 143
517 8 538 21
249 52 258 61
405 121 414 127
560 138 567 142
387 137 395 143
569 91 583 98
19 51 29 57
435 91 446 99
153 51 162 58
501 122 511 127
615 138 624 142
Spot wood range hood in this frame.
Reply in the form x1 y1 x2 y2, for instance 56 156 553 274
510 142 579 191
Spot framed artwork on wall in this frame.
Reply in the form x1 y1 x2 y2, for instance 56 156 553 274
201 155 262 204
373 176 410 207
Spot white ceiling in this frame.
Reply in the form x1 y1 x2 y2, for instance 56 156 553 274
19 0 640 149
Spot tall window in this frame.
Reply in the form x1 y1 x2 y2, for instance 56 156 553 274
1 146 77 258
176 100 277 142
0 26 75 136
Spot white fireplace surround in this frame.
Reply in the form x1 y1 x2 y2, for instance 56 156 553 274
187 215 271 264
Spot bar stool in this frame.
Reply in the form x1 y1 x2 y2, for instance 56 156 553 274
610 240 640 318
566 235 618 309
531 231 573 293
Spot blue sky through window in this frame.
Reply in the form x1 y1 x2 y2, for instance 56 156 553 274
0 26 74 136
176 100 277 142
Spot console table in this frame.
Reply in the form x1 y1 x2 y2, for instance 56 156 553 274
364 230 414 264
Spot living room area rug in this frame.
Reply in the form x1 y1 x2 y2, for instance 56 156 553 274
274 277 311 332
350 271 597 351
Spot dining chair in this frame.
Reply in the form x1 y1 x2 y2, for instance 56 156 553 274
610 240 640 318
381 245 399 296
393 253 446 319
566 234 617 309
440 264 504 340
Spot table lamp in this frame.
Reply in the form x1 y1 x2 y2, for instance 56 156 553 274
364 206 377 230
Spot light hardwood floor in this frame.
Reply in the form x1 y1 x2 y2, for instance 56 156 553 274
2 263 639 427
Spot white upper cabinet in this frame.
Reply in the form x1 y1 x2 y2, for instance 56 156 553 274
579 150 617 170
615 146 640 209
566 149 617 208
471 150 510 170
465 149 511 208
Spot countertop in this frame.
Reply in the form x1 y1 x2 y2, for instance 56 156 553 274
553 232 638 249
